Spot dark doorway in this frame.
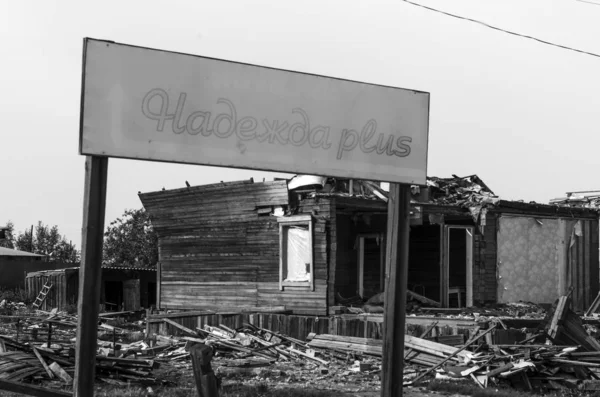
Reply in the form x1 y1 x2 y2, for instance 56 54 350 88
148 282 157 307
104 281 123 311
357 234 385 299
408 225 442 303
443 226 473 307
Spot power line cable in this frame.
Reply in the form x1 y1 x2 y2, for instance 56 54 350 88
402 0 600 59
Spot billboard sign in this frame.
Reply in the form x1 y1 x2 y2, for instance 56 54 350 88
80 38 429 184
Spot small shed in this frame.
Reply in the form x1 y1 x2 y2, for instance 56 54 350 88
0 247 58 289
26 266 156 311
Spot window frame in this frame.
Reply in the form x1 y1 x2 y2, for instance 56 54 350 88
277 215 314 291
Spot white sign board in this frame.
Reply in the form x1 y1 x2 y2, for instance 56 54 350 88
80 38 429 184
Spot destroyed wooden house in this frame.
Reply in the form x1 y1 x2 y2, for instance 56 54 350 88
139 174 600 319
25 266 156 311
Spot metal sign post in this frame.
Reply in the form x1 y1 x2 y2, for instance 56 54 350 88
74 156 108 396
381 183 411 397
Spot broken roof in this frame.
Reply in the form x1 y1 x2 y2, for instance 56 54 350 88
425 174 497 206
288 174 498 207
550 190 600 208
0 247 44 258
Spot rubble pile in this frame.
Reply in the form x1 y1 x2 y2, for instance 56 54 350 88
0 299 28 316
4 290 600 394
426 175 499 207
404 294 600 392
0 308 161 394
150 322 384 393
336 289 548 321
550 193 600 208
438 302 548 321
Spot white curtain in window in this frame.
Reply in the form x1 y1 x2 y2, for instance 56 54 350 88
285 226 310 282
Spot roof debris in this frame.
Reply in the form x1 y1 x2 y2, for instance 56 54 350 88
550 190 600 208
288 174 501 227
425 174 498 207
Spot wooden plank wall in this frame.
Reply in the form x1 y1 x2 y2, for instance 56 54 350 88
147 312 478 341
25 270 78 311
473 214 498 304
328 199 337 308
140 180 329 315
569 219 600 312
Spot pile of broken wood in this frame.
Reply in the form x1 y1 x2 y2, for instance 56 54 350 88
302 293 600 392
5 291 600 394
400 294 600 392
152 321 364 369
0 308 160 394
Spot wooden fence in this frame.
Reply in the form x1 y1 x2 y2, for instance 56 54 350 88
146 311 491 341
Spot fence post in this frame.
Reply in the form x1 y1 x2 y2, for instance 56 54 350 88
47 322 52 348
190 343 219 397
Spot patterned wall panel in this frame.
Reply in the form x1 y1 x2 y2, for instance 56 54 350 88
497 217 565 304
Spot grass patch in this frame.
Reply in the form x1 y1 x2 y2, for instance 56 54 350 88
36 383 353 397
426 379 599 397
222 383 349 396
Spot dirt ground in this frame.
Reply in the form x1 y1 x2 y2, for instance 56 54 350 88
150 361 463 397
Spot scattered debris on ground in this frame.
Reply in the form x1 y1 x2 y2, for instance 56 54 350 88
3 290 600 395
403 293 600 392
0 306 157 395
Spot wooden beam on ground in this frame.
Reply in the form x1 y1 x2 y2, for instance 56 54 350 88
404 321 438 360
164 318 199 336
33 347 54 379
74 155 108 397
0 378 72 397
381 183 411 397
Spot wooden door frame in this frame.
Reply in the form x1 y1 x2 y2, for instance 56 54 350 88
441 225 474 308
357 232 386 298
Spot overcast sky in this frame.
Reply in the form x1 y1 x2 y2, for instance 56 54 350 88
2 0 600 249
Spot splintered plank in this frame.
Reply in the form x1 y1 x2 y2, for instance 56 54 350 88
33 347 54 379
0 378 72 397
586 291 600 317
0 364 30 378
3 367 42 381
548 296 568 339
49 362 73 385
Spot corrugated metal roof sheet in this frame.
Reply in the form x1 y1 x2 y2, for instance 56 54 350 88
102 266 156 271
0 247 45 257
26 265 156 277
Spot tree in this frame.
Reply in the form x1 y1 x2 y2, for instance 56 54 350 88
14 222 80 263
0 221 15 249
15 227 34 253
103 208 158 268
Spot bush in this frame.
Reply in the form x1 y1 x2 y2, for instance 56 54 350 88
0 287 30 304
65 302 77 315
